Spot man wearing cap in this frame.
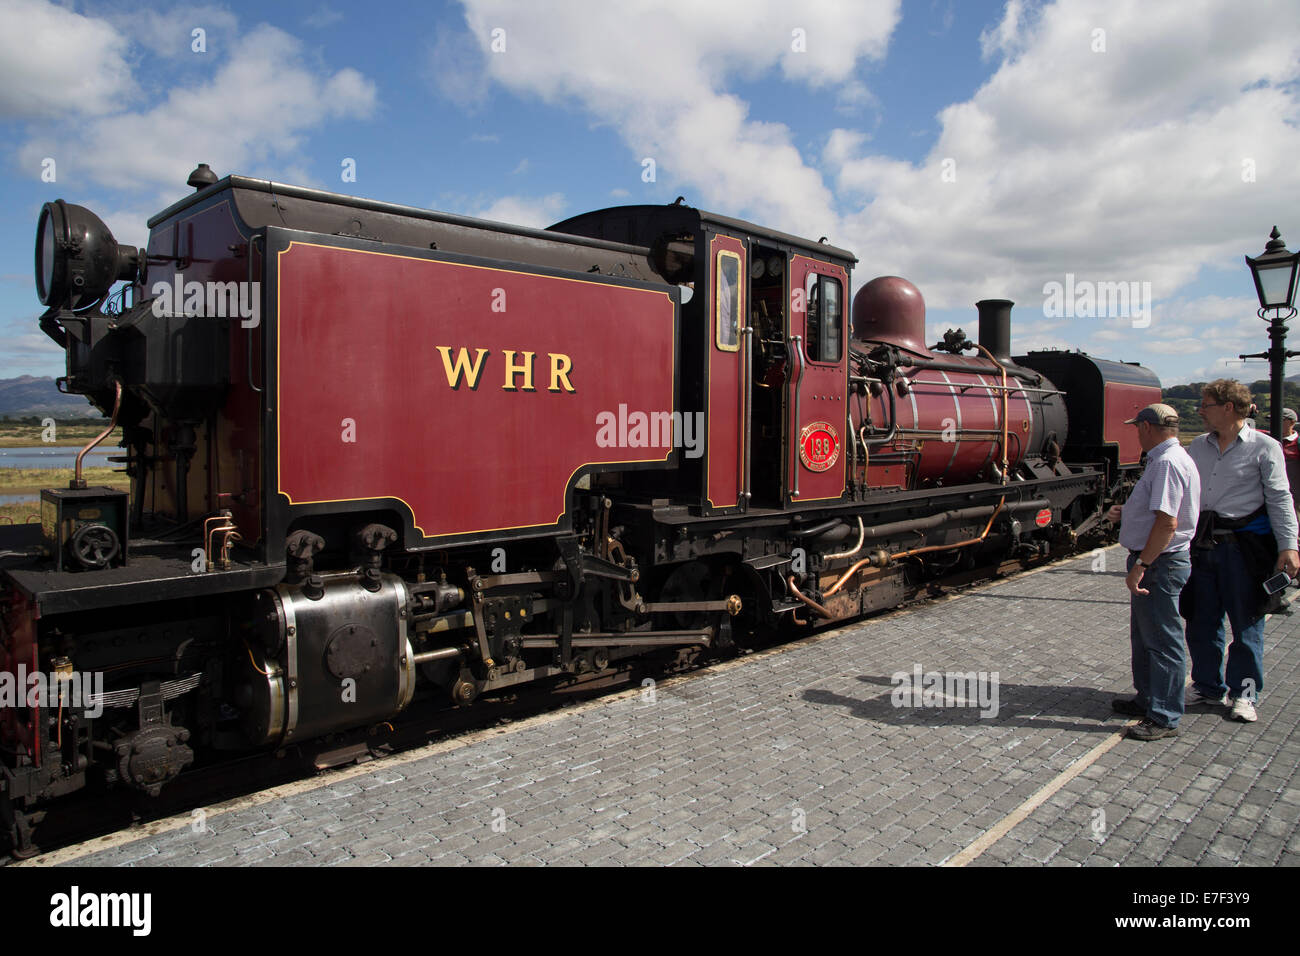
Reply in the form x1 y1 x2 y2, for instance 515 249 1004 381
1185 379 1300 724
1105 403 1200 740
1280 407 1300 517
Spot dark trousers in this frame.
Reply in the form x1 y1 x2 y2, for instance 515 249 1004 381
1185 537 1266 702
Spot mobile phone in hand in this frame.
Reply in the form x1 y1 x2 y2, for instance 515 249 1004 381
1263 571 1292 595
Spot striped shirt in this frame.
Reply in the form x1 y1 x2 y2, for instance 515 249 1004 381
1187 421 1298 552
1119 437 1200 554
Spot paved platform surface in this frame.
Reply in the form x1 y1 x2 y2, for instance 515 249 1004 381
32 545 1300 866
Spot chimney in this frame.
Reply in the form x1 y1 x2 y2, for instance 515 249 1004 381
976 299 1013 363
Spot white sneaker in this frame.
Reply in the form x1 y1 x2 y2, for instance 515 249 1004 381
1230 697 1258 723
1185 687 1227 707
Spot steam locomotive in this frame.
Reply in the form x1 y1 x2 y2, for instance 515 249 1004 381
0 165 1159 855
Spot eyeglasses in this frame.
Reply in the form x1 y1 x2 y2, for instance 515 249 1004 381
1199 403 1221 411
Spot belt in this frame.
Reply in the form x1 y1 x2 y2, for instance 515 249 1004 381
1128 548 1188 559
1192 505 1268 549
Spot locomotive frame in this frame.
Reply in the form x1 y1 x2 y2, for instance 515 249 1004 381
0 167 1160 856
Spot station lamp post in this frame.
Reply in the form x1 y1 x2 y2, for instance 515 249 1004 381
1239 227 1300 440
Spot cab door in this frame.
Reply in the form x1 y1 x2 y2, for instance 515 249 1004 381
704 234 747 511
786 255 848 504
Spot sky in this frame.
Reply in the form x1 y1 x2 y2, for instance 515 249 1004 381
1 0 1298 387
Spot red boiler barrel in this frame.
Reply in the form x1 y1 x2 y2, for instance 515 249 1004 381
851 357 1032 489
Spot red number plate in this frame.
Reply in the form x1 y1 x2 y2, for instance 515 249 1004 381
799 422 840 472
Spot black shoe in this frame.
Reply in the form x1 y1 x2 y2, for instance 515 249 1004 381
1127 719 1178 741
1111 697 1147 717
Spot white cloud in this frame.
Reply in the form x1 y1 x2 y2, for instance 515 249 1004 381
979 0 1028 62
930 1 956 37
1166 358 1264 387
16 23 377 194
453 0 900 238
0 0 135 118
826 0 1300 318
97 204 164 252
1138 337 1207 356
471 192 567 228
428 20 492 110
119 4 240 60
834 81 878 114
304 5 344 29
0 322 66 379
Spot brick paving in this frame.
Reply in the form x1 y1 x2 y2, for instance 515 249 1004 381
38 545 1300 866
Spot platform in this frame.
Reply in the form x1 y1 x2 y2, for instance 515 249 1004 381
25 545 1300 867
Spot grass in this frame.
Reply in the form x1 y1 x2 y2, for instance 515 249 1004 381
0 501 42 525
0 422 123 448
0 465 129 527
0 466 127 494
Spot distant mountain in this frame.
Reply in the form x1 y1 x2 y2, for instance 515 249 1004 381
0 376 101 418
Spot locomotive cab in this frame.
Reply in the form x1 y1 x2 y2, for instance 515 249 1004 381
550 206 855 514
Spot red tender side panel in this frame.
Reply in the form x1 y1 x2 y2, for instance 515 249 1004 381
276 242 677 540
1105 382 1163 466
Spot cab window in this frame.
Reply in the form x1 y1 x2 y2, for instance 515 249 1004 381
715 250 741 351
805 273 843 363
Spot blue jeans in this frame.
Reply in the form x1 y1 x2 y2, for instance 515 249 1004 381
1185 537 1265 702
1128 550 1191 729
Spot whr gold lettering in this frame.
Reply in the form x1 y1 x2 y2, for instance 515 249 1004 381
502 350 536 391
549 353 575 392
437 346 489 389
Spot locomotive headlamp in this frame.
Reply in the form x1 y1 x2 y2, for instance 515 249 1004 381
35 199 141 311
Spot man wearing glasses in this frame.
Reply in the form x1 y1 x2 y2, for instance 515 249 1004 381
1185 380 1299 723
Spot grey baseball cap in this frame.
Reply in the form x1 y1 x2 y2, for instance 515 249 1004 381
1124 403 1179 426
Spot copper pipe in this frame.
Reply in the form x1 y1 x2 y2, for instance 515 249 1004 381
824 497 1006 596
203 515 231 558
825 516 865 560
891 496 1004 561
73 380 123 489
205 520 236 569
824 556 880 597
786 575 833 620
859 426 870 486
219 530 242 569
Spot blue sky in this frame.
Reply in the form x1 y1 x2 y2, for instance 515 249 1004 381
2 0 1298 386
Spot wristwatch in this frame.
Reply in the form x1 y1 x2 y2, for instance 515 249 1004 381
1135 559 1149 568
